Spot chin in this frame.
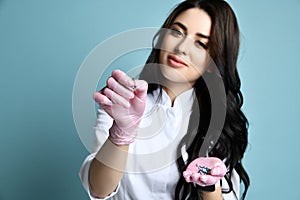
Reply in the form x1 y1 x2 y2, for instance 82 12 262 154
160 65 189 83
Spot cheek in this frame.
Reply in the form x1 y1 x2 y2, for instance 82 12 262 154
159 50 166 64
159 36 179 52
190 52 210 74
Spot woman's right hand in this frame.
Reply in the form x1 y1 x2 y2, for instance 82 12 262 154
93 70 148 145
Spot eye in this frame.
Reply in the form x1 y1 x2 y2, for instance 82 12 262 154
196 40 208 50
170 28 184 38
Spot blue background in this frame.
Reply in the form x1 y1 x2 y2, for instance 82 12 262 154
1 0 300 199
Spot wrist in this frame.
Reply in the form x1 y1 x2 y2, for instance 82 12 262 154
215 180 221 188
109 123 137 145
195 180 221 192
201 181 223 200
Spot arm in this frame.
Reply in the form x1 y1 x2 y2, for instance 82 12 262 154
89 141 129 198
202 181 224 200
88 70 148 198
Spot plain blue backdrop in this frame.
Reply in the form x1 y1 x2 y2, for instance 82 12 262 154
1 0 300 199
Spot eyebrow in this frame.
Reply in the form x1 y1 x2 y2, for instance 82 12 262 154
172 22 210 39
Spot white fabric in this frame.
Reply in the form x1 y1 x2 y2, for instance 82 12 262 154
79 88 240 200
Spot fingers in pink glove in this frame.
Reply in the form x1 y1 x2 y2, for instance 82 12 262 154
183 171 206 182
183 171 193 182
93 92 113 107
111 69 148 101
183 171 220 186
198 174 219 186
102 87 131 108
186 157 226 175
106 76 134 100
131 80 148 101
210 165 227 177
111 70 136 89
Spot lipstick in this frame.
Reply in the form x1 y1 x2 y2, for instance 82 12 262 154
167 55 188 68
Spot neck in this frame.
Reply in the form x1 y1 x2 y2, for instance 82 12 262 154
162 81 194 105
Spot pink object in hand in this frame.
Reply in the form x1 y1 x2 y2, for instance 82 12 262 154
183 157 227 187
93 70 148 145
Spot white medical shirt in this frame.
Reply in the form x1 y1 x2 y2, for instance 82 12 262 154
79 88 240 200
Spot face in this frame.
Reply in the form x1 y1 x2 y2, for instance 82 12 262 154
159 8 212 87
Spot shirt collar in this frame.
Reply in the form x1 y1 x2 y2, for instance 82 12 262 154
152 87 195 111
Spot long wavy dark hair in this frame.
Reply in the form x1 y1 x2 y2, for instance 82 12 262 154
139 0 249 199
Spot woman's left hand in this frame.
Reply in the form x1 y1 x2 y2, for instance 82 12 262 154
183 157 227 187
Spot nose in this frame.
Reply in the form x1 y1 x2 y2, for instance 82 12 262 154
175 36 191 55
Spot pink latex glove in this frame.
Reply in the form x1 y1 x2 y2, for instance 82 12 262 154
94 70 148 145
183 157 227 187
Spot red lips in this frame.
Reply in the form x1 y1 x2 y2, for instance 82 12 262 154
167 55 188 68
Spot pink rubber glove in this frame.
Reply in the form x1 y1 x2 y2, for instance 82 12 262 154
94 70 148 145
183 157 227 187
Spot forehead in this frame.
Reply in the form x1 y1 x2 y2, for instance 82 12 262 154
173 8 211 36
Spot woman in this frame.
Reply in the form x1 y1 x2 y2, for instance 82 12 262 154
80 0 250 199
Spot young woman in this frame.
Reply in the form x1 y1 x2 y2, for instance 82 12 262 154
80 0 250 199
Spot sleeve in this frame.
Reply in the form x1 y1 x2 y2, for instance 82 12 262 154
222 169 240 200
79 108 119 200
92 108 113 153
